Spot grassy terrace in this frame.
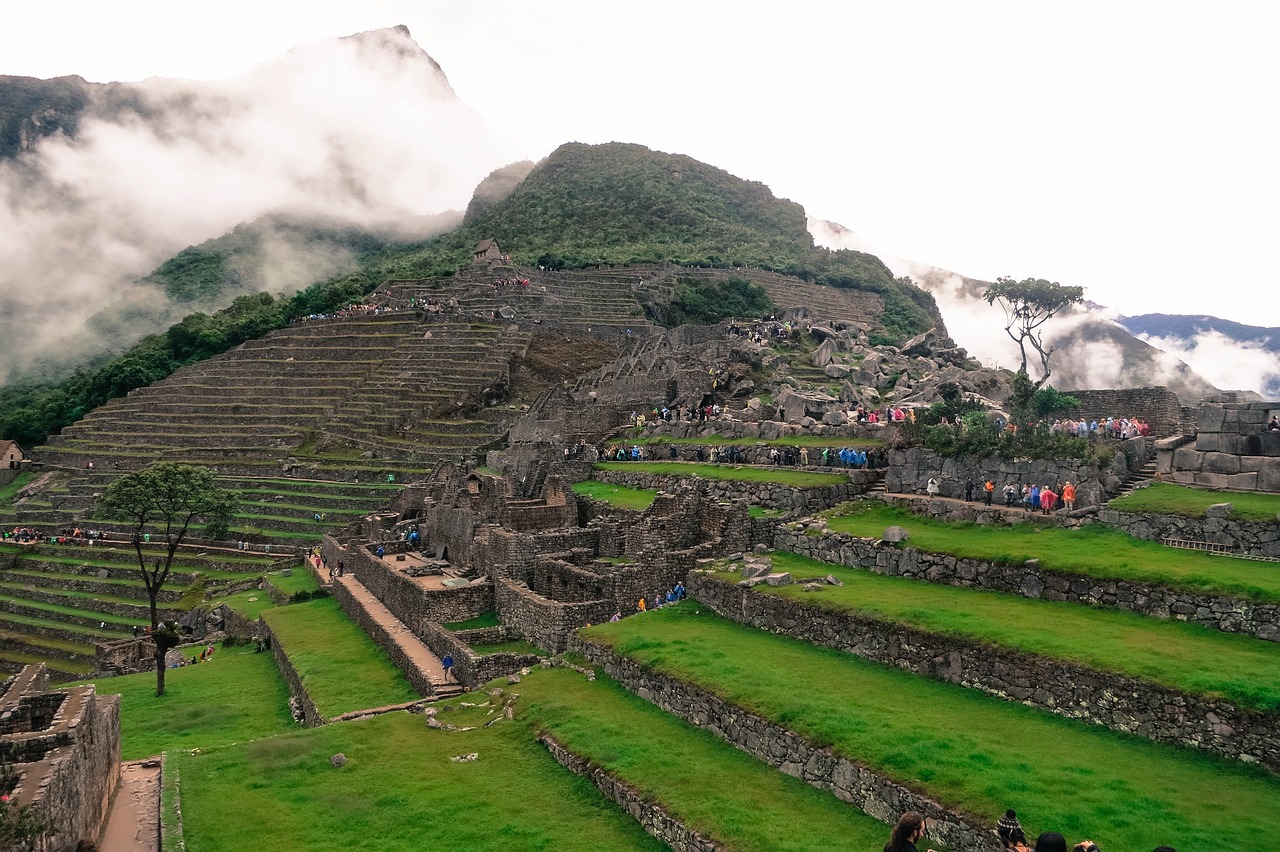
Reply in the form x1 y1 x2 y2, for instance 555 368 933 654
571 481 657 511
823 502 1280 603
594 461 847 488
1108 482 1280 522
169 710 665 852
519 666 893 851
261 598 419 717
719 552 1280 712
72 642 294 760
0 472 35 504
583 604 1280 851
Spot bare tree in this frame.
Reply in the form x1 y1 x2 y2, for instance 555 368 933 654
100 463 237 696
983 276 1084 391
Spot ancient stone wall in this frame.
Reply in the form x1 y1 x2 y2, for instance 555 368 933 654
413 620 539 688
539 732 717 852
690 573 1280 769
1098 509 1280 558
886 443 1144 508
567 638 998 852
774 527 1280 641
331 579 434 699
495 579 614 653
258 616 323 726
594 468 865 512
1171 402 1280 492
1067 387 1193 437
333 536 493 627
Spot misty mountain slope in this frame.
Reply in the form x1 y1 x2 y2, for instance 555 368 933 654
810 218 1228 403
1118 314 1280 398
0 25 496 379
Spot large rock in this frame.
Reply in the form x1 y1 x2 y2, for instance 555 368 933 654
811 338 840 366
824 363 851 379
882 525 909 543
900 328 936 357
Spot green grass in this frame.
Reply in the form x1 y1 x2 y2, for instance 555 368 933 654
749 506 786 518
571 481 657 511
725 552 1280 712
444 610 500 631
71 642 295 760
583 604 1280 852
169 710 666 852
470 638 543 657
264 568 320 597
519 666 900 851
211 589 276 621
262 598 419 717
824 501 1280 603
0 472 35 505
1108 482 1280 522
595 461 847 488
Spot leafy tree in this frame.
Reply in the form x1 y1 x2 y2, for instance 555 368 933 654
99 463 237 696
983 276 1084 391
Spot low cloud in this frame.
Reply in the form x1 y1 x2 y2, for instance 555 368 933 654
0 26 505 377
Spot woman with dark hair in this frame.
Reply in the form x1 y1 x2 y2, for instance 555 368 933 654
883 811 938 852
1035 833 1068 852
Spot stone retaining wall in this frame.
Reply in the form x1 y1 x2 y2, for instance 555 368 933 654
886 444 1142 509
774 527 1280 642
415 620 540 689
594 468 866 512
1099 508 1280 558
690 573 1280 769
538 732 717 852
568 637 998 852
331 578 435 700
1066 387 1192 437
496 579 614 653
258 615 323 726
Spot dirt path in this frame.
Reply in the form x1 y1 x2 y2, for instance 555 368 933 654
99 759 161 852
334 574 449 685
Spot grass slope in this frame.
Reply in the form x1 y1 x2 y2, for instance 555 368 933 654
1108 482 1280 522
824 502 1280 602
571 481 657 511
582 603 1280 852
731 552 1280 712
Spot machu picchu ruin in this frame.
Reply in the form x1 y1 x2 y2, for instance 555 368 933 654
1 138 1277 851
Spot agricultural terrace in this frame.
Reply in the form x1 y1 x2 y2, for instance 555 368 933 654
570 481 657 511
594 461 847 487
1107 482 1280 522
519 665 894 850
717 552 1280 712
823 502 1280 603
261 597 419 717
582 604 1280 851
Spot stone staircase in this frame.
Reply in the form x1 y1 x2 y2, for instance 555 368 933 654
1112 458 1159 500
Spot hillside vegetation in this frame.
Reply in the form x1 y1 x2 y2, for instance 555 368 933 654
1 142 939 446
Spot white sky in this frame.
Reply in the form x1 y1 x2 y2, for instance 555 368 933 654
3 0 1277 327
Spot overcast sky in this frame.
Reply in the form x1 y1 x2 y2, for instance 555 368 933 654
4 0 1276 327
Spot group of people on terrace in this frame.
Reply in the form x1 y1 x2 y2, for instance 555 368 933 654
633 582 686 613
292 301 399 323
3 527 111 545
939 478 1080 513
884 809 1177 852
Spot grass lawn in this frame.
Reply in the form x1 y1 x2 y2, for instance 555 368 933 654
726 552 1280 712
1108 482 1280 522
519 666 899 851
823 502 1280 603
582 604 1280 852
71 642 294 760
0 472 35 505
262 598 419 717
571 481 657 511
211 588 276 621
469 638 543 657
444 610 501 631
595 461 847 488
264 568 320 597
749 506 786 518
169 710 665 852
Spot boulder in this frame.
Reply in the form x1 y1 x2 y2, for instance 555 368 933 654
765 572 793 586
824 363 851 379
882 525 909 543
825 574 845 587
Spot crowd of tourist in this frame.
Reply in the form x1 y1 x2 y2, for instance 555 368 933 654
631 581 686 614
3 527 111 545
883 809 1177 852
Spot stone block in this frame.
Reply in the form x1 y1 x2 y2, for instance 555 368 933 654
1193 472 1230 489
1225 473 1258 490
1202 453 1240 475
1262 432 1280 457
1197 406 1226 433
882 525 909 543
1257 458 1280 493
1173 447 1205 472
1195 433 1223 453
1205 503 1233 519
825 574 844 587
764 572 792 586
824 363 850 379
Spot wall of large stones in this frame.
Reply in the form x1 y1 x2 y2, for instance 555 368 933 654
32 689 120 852
1067 387 1192 437
414 620 539 688
886 444 1142 508
774 528 1280 641
1099 509 1280 558
334 537 493 628
539 732 717 852
259 616 323 726
567 637 997 852
593 468 864 512
495 579 613 653
690 573 1280 769
331 579 434 699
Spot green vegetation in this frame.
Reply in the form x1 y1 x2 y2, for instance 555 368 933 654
571 481 657 511
469 638 543 657
749 506 786 518
728 552 1280 712
519 666 897 851
583 604 1280 851
264 569 320 598
595 461 846 488
1108 481 1280 522
261 598 418 717
72 642 294 760
660 276 774 326
824 501 1280 602
0 472 34 505
170 710 665 852
443 610 501 631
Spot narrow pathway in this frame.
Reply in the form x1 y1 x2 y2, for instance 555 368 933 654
333 574 458 694
98 759 161 852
